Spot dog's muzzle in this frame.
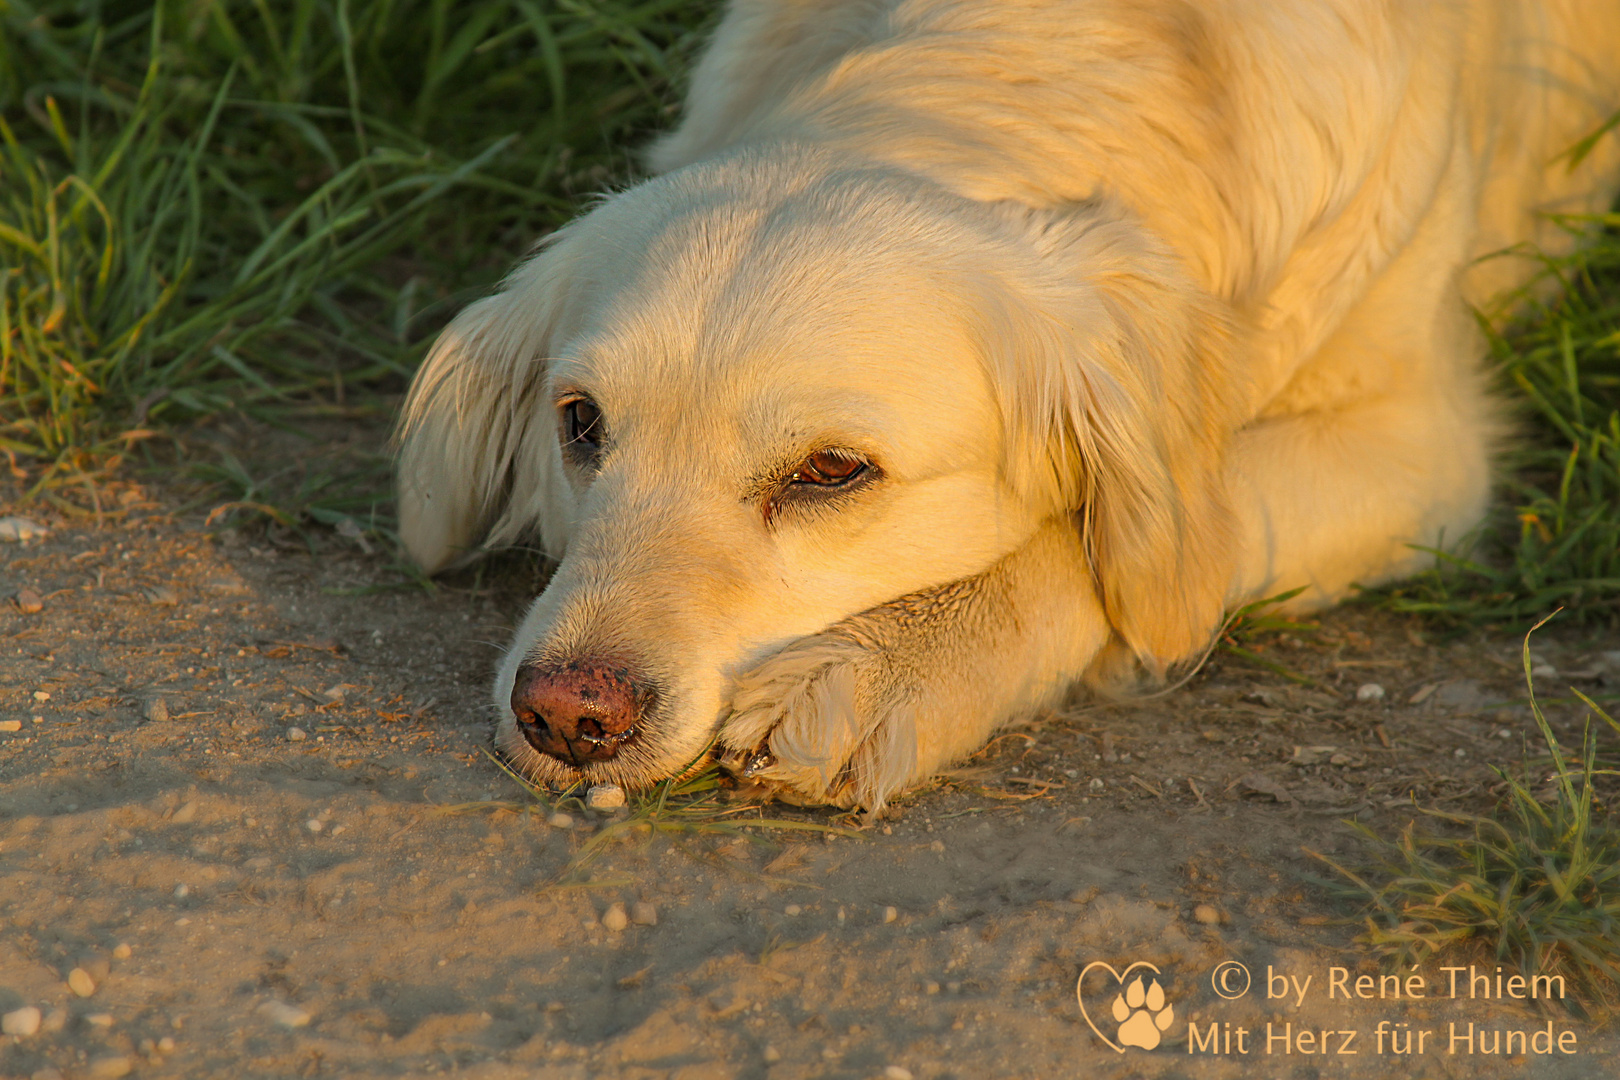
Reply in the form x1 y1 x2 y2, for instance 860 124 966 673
510 662 648 766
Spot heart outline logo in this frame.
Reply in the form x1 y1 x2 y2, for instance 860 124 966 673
1076 960 1169 1053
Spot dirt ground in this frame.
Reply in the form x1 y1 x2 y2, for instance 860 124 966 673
2 440 1618 1080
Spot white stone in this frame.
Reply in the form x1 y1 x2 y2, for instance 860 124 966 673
67 968 96 997
586 784 626 810
2 1006 41 1036
0 517 47 543
87 1055 132 1079
547 812 574 829
286 726 307 742
258 1000 311 1028
601 903 629 932
1356 683 1386 702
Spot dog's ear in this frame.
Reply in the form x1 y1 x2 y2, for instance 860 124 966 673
986 203 1245 676
395 232 581 574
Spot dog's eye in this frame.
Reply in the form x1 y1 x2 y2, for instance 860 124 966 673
563 398 604 454
791 450 866 486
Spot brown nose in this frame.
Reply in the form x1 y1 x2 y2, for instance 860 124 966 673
510 663 644 766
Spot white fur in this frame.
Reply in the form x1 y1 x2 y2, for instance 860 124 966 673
398 0 1620 809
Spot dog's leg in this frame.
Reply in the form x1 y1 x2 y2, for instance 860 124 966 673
719 518 1110 810
1228 382 1493 610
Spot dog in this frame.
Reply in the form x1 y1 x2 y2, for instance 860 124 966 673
397 0 1620 811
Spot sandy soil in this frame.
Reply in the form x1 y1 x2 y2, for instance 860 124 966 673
2 454 1617 1080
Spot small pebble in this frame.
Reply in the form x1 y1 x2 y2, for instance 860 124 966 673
306 819 324 833
67 968 97 997
258 1000 311 1028
883 906 898 923
158 1036 174 1052
87 1055 132 1079
33 690 50 702
0 516 47 542
86 1013 114 1028
143 697 169 723
784 904 802 916
285 726 307 742
1194 904 1221 925
14 588 43 614
601 902 629 932
113 943 132 959
586 783 626 810
631 901 658 926
924 981 941 995
946 980 961 993
1088 777 1105 792
1356 683 1386 702
0 719 21 732
763 1046 781 1064
171 800 197 824
884 1068 915 1080
2 1006 41 1036
173 884 189 899
929 840 945 853
41 1009 66 1033
547 812 574 829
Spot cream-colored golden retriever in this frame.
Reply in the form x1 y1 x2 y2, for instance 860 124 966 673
397 0 1620 810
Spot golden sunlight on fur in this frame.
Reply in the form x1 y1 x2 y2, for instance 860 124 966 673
397 0 1620 810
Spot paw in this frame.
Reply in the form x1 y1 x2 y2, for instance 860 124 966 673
718 632 916 810
1112 974 1174 1050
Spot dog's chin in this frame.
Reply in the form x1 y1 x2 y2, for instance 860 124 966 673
491 716 717 792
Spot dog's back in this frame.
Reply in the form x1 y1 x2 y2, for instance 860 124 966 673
655 0 1620 347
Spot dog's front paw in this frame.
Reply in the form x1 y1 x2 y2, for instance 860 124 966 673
719 632 917 810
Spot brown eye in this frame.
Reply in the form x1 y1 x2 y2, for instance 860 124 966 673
563 398 603 452
793 450 866 486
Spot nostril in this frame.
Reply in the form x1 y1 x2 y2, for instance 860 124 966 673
510 661 648 765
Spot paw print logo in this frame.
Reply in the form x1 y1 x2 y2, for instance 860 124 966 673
1077 961 1176 1053
1111 972 1174 1049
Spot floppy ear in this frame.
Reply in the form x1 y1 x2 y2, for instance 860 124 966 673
985 202 1246 676
394 231 581 574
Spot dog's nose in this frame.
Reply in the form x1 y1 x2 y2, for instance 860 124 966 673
510 663 643 766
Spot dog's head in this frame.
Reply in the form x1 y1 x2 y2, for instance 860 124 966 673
397 147 1240 791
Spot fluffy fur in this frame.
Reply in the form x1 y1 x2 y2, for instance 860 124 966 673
397 0 1620 810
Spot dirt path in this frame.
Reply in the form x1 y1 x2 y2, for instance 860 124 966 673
2 483 1616 1080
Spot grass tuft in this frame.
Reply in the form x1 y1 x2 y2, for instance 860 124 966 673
1311 612 1620 1016
1377 200 1620 626
478 746 859 887
3 0 713 500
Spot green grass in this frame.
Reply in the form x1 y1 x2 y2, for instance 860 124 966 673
2 0 712 510
1312 614 1620 1016
1377 211 1620 627
469 747 858 888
